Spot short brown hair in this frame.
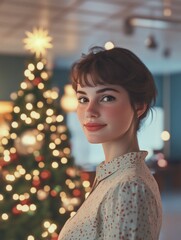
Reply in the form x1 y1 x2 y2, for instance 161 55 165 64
70 46 157 130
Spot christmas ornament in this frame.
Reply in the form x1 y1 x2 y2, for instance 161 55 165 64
40 170 51 180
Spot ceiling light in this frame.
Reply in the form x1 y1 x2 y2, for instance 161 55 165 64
124 15 181 34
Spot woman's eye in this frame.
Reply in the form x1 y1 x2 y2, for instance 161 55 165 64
101 96 115 102
77 97 88 103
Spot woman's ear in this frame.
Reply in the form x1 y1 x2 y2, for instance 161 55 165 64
136 103 147 118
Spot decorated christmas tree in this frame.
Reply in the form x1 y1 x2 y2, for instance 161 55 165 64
0 28 88 240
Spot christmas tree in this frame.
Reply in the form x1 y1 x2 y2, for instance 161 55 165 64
0 28 88 240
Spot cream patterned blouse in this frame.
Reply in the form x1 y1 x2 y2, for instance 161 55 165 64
58 151 162 240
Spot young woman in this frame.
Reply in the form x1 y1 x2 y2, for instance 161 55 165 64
58 47 162 240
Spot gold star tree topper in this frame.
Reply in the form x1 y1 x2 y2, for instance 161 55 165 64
23 28 53 58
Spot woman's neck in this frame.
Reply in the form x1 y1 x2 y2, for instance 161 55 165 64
102 135 140 163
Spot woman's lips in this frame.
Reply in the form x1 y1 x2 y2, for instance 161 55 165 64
84 123 107 132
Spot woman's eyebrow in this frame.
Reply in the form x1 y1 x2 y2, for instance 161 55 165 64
96 88 120 93
76 90 86 95
76 88 119 95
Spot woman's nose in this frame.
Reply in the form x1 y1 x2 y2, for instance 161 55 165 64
85 102 99 118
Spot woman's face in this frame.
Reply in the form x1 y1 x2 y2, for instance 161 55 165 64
76 81 136 144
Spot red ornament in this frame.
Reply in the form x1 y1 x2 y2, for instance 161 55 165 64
21 199 29 205
50 190 57 197
51 232 58 240
73 189 81 197
40 170 51 180
33 77 42 86
12 206 21 215
80 172 90 181
35 156 44 162
32 178 41 187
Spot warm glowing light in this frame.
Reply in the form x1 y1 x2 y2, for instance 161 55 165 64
23 28 52 57
26 103 33 110
44 221 51 228
61 84 78 112
59 207 66 214
44 185 50 192
61 157 68 164
63 147 70 155
14 106 20 113
20 113 27 120
11 133 17 139
52 162 59 168
46 117 52 124
0 101 13 114
70 211 76 217
46 109 54 116
30 204 37 211
49 142 56 149
55 138 61 145
28 63 35 71
41 72 48 80
104 41 115 50
38 82 44 89
42 231 48 238
157 159 168 168
21 82 27 89
37 61 44 70
24 69 31 77
12 121 18 128
33 170 40 176
1 137 8 145
13 194 19 200
61 134 67 140
52 149 59 157
163 8 172 17
0 194 4 201
48 223 57 233
83 181 90 188
27 235 35 240
22 134 36 145
30 187 37 194
56 115 64 122
161 131 170 141
29 74 35 81
10 92 18 100
38 162 45 168
6 185 13 191
2 213 8 220
37 124 44 130
37 101 44 108
50 125 56 132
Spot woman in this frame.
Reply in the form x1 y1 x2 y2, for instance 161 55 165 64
58 47 162 240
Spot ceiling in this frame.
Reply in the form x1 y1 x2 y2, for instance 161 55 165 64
0 0 181 74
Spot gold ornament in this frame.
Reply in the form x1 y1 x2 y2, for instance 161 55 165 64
23 28 52 58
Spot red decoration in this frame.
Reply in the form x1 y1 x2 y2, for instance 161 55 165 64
32 178 41 187
51 232 58 240
66 167 76 177
73 189 81 197
12 206 21 215
33 77 42 86
80 172 90 181
21 199 29 205
50 190 57 197
40 170 51 179
35 156 44 162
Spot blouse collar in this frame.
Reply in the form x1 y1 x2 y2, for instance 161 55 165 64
96 151 148 182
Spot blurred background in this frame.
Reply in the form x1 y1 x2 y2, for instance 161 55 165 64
0 0 181 239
